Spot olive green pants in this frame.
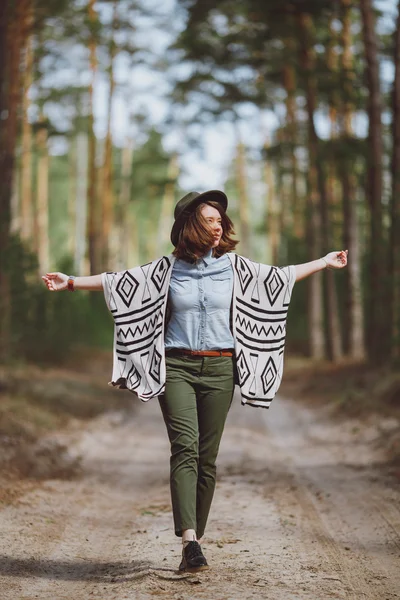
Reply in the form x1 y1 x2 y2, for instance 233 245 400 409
159 355 235 539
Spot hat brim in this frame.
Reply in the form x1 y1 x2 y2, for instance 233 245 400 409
170 190 228 247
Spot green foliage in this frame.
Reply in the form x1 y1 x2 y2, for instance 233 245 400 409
4 236 112 364
129 128 172 262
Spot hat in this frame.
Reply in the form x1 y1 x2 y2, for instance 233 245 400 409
170 190 228 247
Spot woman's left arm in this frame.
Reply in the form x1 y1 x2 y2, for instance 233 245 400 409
295 250 348 282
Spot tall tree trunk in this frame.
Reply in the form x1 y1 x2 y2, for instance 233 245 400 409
235 139 250 257
327 16 339 211
157 152 179 256
297 13 325 360
87 0 99 275
282 43 301 238
360 0 386 362
340 0 366 360
390 0 400 359
144 188 159 263
101 0 118 270
75 133 88 275
324 17 344 362
20 14 34 245
306 164 325 359
36 120 49 275
263 135 279 264
68 136 77 258
0 0 30 360
115 139 134 270
127 202 139 268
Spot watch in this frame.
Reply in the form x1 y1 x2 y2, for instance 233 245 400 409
67 275 76 291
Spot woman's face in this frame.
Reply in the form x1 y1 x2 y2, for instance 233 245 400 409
201 204 223 248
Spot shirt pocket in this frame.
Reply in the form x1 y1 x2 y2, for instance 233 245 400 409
171 274 192 295
210 272 231 295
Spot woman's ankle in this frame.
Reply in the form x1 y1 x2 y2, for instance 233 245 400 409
182 529 197 545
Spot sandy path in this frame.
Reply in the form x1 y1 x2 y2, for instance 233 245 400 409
0 391 399 600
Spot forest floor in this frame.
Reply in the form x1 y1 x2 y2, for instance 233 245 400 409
0 353 399 600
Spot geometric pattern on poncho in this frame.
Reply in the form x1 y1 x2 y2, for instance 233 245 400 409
102 253 295 409
102 255 172 401
236 255 254 295
230 254 296 409
264 267 284 306
151 256 170 292
115 271 139 308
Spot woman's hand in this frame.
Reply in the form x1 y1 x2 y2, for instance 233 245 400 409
322 250 348 270
42 272 103 291
41 272 69 292
295 250 348 281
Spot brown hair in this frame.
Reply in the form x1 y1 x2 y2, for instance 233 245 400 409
172 201 238 262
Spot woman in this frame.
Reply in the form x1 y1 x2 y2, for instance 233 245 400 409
42 189 347 572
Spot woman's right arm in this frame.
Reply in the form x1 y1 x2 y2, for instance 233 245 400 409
41 272 103 292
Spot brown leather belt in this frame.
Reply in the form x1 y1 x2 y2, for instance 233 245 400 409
166 348 234 357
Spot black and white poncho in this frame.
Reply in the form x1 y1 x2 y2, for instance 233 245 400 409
101 253 296 409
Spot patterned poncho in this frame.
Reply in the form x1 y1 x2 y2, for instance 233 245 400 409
101 254 296 409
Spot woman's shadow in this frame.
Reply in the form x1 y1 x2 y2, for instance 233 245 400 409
0 555 190 584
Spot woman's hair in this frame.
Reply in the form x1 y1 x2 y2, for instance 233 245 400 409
173 201 238 262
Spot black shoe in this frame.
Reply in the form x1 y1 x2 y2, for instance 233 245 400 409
178 541 209 572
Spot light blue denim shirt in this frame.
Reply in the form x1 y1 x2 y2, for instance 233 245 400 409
164 249 234 351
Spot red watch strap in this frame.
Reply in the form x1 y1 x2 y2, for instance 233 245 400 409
67 276 75 292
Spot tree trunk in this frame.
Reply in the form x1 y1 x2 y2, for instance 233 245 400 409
157 152 179 257
341 163 365 360
327 15 339 214
390 0 400 359
74 133 89 275
307 165 325 360
116 140 134 270
20 15 34 245
235 139 250 257
297 13 326 360
144 188 159 264
340 0 366 360
360 0 386 362
0 0 30 360
325 17 344 361
87 0 99 275
282 43 301 238
101 0 118 270
263 135 279 265
67 136 77 258
36 120 49 275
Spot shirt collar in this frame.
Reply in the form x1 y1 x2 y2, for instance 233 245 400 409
200 248 214 266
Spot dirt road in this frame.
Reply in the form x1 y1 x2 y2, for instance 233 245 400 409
0 389 399 600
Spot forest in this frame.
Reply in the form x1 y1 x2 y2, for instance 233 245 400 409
1 3 400 596
0 0 399 378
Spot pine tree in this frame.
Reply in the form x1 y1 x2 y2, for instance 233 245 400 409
390 0 400 359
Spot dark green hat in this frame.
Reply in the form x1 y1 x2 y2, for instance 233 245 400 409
170 190 228 247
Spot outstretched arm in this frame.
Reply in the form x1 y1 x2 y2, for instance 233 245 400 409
295 250 348 282
42 272 103 292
